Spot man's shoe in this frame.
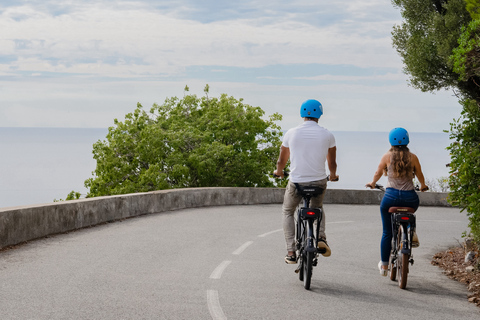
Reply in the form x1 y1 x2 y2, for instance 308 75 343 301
317 238 331 257
285 254 297 264
412 232 420 248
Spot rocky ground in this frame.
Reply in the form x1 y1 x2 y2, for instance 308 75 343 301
432 245 480 307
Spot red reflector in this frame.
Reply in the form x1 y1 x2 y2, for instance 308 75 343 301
307 211 316 215
401 217 410 220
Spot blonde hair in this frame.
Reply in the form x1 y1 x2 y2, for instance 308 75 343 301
384 146 413 178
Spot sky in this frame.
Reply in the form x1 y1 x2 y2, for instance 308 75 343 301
0 0 462 132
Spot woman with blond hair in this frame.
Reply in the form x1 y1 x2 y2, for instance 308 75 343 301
366 127 429 276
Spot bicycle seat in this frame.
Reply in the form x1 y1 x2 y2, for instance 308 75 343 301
294 185 324 197
388 207 416 214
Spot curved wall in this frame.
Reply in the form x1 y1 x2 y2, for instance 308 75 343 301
0 188 450 249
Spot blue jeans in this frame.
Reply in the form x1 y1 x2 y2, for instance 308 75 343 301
379 188 419 264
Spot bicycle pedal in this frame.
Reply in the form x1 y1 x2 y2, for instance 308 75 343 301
410 258 414 265
317 248 326 254
313 259 318 267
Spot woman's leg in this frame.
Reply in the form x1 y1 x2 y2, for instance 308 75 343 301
379 189 397 266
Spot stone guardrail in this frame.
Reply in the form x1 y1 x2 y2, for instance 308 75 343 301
0 188 450 249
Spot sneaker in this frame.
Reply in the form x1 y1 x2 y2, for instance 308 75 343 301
317 238 331 257
285 254 297 264
378 261 387 276
412 231 420 248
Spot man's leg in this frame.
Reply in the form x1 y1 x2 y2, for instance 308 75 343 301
282 181 301 263
308 179 330 256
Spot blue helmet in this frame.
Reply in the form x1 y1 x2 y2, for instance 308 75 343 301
300 99 323 119
389 127 409 146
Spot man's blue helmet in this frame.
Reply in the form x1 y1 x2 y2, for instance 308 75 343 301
300 99 323 119
389 127 410 146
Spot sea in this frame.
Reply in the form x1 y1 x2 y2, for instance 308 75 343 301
0 128 453 209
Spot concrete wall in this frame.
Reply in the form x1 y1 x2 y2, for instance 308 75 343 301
0 188 450 249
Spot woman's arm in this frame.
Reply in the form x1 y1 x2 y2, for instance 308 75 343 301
412 153 429 191
366 152 389 188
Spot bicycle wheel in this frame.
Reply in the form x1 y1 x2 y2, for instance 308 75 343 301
298 253 304 282
397 226 409 289
389 227 400 281
389 253 397 281
303 251 313 290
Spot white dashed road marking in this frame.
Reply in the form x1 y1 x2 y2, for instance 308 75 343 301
232 241 253 255
207 290 227 320
210 260 232 280
258 228 282 238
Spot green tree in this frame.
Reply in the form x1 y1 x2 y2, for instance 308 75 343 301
85 86 284 197
392 0 480 242
391 0 476 97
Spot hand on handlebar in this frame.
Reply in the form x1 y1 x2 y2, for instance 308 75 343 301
417 184 429 192
365 183 375 189
273 170 289 178
327 175 339 182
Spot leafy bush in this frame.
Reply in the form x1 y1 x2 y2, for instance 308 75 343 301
85 86 284 197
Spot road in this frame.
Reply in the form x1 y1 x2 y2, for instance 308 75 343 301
0 204 478 319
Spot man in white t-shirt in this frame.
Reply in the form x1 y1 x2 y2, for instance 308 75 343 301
274 99 338 264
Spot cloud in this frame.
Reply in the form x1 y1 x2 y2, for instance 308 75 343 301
1 1 402 78
0 1 461 132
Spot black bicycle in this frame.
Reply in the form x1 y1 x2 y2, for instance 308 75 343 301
293 184 324 290
373 184 417 289
273 171 336 290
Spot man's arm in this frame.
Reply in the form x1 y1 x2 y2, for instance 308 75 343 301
327 146 339 181
274 146 290 178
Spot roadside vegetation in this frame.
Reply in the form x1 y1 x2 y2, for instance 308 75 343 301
83 85 286 197
392 0 480 244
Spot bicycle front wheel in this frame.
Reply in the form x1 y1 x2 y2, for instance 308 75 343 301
397 226 409 289
389 227 400 281
303 251 313 290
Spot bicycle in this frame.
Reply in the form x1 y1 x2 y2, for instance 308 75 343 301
372 184 418 289
274 171 336 290
293 183 325 290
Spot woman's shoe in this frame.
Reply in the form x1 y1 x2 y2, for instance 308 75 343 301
412 232 420 248
378 261 387 276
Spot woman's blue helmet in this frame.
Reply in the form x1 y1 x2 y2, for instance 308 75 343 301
300 99 323 119
389 127 409 146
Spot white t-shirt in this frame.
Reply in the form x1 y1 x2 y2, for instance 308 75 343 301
282 121 336 183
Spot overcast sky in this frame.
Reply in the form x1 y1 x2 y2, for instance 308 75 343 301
0 0 461 132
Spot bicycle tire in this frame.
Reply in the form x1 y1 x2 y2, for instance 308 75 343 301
389 254 397 281
389 226 400 281
397 226 409 289
303 251 313 290
298 254 304 281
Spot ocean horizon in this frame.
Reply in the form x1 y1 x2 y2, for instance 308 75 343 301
0 127 452 209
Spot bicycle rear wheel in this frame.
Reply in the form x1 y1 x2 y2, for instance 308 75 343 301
298 253 304 282
303 251 313 290
397 226 409 289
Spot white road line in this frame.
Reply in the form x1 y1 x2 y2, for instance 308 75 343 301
207 290 227 320
258 229 282 238
210 260 231 279
232 241 253 255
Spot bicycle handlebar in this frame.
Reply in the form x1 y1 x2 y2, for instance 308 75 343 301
273 171 339 182
366 184 428 192
272 170 290 178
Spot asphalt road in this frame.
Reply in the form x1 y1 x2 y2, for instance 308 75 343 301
0 204 478 319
